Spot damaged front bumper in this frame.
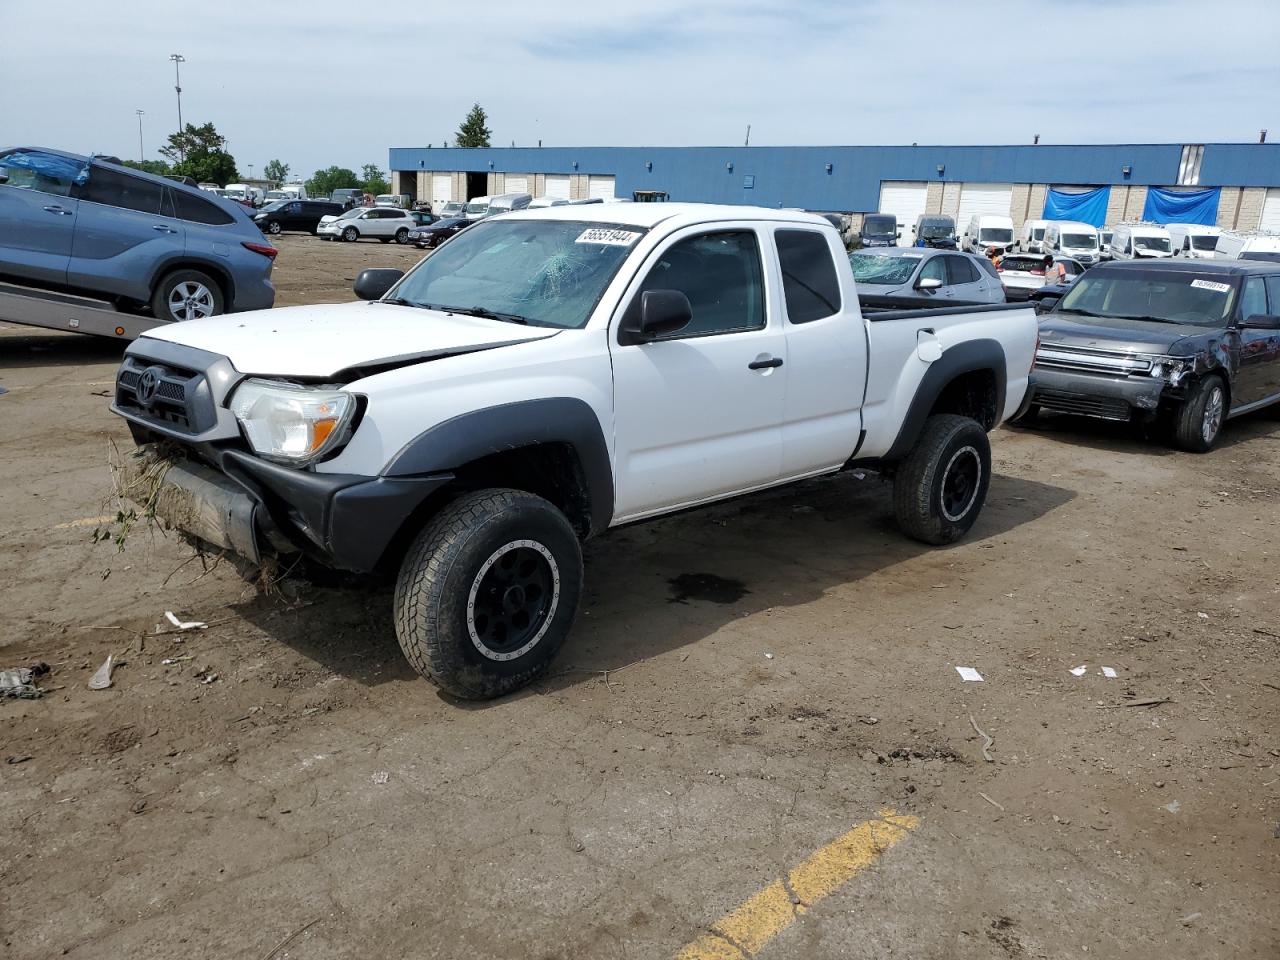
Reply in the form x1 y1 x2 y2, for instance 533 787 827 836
1029 366 1178 422
122 444 452 573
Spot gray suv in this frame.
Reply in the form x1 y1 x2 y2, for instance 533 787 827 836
0 147 275 322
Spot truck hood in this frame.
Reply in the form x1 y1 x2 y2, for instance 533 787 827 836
138 301 558 378
1038 314 1208 355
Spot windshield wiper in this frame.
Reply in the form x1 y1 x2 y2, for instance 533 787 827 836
446 305 532 325
1110 314 1177 324
377 297 422 307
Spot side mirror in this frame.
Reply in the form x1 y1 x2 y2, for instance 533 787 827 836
916 276 943 291
353 268 404 301
1242 314 1280 330
621 290 693 344
0 166 8 185
1034 296 1060 315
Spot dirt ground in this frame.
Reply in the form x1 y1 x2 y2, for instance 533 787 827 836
2 234 1278 960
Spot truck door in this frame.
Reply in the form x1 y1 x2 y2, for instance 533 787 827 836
609 226 785 520
0 148 85 289
770 227 867 478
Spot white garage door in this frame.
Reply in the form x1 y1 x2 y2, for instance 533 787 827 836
504 175 528 194
1260 189 1280 232
878 181 928 246
544 175 571 200
588 175 616 200
431 174 451 206
956 183 1013 231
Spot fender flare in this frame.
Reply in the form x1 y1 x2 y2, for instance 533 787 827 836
383 397 614 535
883 339 1007 462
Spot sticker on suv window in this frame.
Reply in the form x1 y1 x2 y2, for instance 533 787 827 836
576 228 641 246
1191 279 1231 293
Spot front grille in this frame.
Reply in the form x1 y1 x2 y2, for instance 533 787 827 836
115 356 210 435
1037 389 1132 421
1035 344 1153 376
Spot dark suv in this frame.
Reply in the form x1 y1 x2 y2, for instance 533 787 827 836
254 199 345 236
0 146 275 322
1021 260 1280 451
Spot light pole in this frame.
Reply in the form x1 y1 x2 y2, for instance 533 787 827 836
248 163 254 181
135 109 145 162
168 53 186 159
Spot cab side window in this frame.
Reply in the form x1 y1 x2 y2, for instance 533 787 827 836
627 230 765 338
0 148 86 196
775 229 841 323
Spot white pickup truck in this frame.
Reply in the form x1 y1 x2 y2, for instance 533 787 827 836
112 204 1037 698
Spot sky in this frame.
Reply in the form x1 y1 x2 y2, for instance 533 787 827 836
2 0 1277 181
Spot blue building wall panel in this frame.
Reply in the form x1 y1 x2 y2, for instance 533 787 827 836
389 144 1280 211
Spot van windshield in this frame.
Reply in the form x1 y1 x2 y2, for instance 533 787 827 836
465 202 488 215
1134 235 1172 253
979 227 1013 243
1032 227 1046 240
387 219 645 328
919 220 953 239
1058 268 1236 326
863 215 896 235
1191 235 1218 251
1062 233 1097 249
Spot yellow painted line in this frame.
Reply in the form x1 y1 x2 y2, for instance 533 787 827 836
675 808 919 960
54 515 115 530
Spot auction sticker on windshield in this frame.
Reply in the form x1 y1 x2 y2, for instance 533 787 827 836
576 228 642 246
1191 279 1231 294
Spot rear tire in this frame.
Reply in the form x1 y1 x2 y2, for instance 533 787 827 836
893 414 992 545
394 488 583 700
150 269 224 322
394 228 410 244
1173 374 1226 452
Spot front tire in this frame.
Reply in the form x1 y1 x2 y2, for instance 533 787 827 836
267 220 282 235
893 414 992 545
394 489 583 700
150 269 224 322
1173 374 1226 452
342 226 359 242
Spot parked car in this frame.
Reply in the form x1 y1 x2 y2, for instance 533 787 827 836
437 200 468 218
1168 223 1222 259
330 188 364 209
1019 260 1280 450
848 247 1005 309
914 215 957 249
111 203 1036 699
1109 222 1173 260
1213 230 1280 261
860 213 899 247
997 253 1084 301
1098 228 1115 260
487 193 533 216
464 195 493 219
0 146 275 322
408 217 471 248
962 214 1016 254
263 190 290 204
316 206 423 243
1042 221 1100 266
1019 219 1049 253
375 194 412 208
254 199 345 235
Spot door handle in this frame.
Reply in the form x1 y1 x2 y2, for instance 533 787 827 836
748 356 784 370
42 205 72 215
152 225 178 233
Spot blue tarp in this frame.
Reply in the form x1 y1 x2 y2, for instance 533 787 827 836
1042 187 1110 227
1142 187 1220 225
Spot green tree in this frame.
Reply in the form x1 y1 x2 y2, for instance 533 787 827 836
306 165 361 198
122 159 171 177
361 163 389 195
158 122 237 186
263 159 289 183
455 104 491 148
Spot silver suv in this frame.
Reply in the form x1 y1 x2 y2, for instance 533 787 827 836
0 147 275 322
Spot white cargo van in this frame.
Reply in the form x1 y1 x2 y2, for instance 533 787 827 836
464 195 493 219
1109 222 1173 260
1043 221 1100 265
1019 219 1049 253
1211 230 1280 260
1098 228 1115 260
962 215 1015 254
1166 224 1221 259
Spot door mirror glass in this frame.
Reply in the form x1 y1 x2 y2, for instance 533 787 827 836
1242 313 1280 330
916 276 943 291
353 268 404 301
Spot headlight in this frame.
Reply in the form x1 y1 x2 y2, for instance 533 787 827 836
229 379 355 464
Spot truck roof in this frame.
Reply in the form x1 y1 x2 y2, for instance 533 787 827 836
505 202 833 231
1097 259 1280 277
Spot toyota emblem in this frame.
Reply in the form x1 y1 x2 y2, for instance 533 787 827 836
136 366 164 407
